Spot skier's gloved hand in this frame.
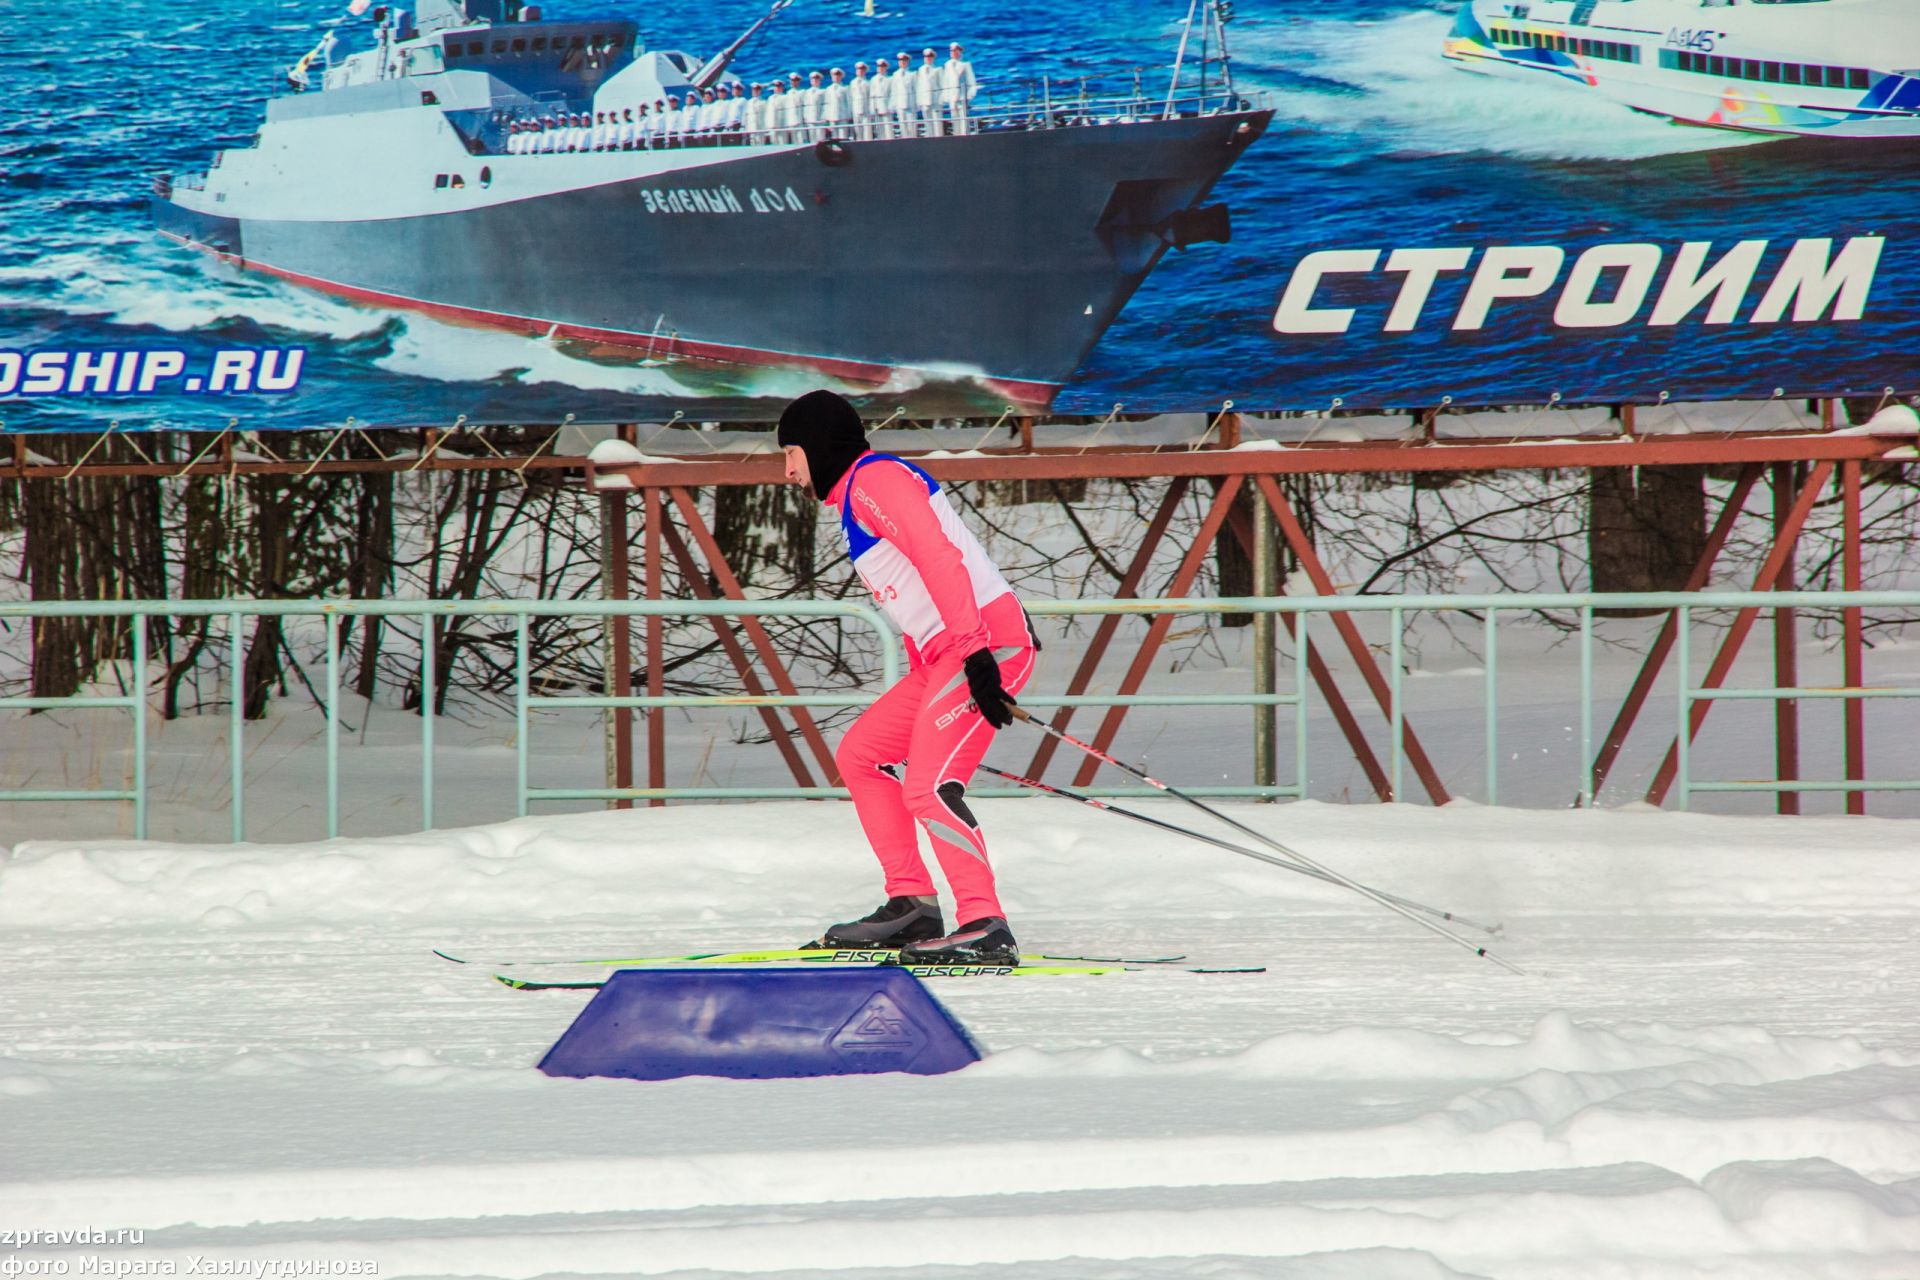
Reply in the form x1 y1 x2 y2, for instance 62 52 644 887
964 647 1015 729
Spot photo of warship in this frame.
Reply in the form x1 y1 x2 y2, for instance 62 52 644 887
151 0 1271 408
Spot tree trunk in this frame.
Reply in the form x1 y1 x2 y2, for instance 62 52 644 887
21 437 168 699
163 470 232 718
712 481 816 592
1214 484 1255 626
242 472 291 719
1589 465 1707 616
352 471 395 700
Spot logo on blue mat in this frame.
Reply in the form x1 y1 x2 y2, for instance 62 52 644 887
830 993 927 1068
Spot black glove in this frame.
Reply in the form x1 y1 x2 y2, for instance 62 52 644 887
964 647 1016 729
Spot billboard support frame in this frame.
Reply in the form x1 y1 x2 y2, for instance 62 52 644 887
2 413 1911 811
587 419 1911 811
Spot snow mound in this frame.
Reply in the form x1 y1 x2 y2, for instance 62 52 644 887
9 801 1920 932
981 1011 1901 1085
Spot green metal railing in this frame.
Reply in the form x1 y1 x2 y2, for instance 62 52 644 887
0 598 895 840
1 590 1915 840
1034 591 1920 810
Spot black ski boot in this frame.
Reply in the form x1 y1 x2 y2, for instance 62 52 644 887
898 917 1020 967
807 896 945 949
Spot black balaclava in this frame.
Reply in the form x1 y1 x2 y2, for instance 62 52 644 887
776 389 870 500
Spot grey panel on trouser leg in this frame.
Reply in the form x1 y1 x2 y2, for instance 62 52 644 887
929 666 970 706
923 817 988 864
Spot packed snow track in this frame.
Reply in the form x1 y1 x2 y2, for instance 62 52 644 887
3 800 1918 1278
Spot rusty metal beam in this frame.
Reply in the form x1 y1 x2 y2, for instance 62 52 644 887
1072 477 1247 789
1220 491 1393 800
659 519 818 789
1843 459 1866 815
1254 474 1452 805
1586 464 1763 802
1645 459 1836 807
1027 476 1191 782
603 491 634 810
664 486 842 784
1771 462 1802 814
592 432 1907 490
644 485 665 806
2 425 1903 487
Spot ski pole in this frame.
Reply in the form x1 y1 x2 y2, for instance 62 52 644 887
975 762 1502 937
1004 706 1525 975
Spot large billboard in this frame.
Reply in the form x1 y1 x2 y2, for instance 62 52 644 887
2 0 1916 430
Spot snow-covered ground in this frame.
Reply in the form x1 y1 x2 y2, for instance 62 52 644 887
4 798 1918 1278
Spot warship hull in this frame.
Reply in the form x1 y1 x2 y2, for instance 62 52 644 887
156 113 1270 405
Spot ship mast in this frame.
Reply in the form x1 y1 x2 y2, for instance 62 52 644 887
1164 0 1235 118
1163 0 1201 119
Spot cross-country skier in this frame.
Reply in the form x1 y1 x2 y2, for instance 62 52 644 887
779 390 1037 966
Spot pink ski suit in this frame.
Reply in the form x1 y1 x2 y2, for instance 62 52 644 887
827 452 1037 925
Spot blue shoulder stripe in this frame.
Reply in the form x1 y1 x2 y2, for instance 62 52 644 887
839 453 938 561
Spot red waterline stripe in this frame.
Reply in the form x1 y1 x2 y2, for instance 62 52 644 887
164 232 1062 406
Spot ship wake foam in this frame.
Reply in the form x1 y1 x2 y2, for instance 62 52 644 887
1237 8 1769 163
0 244 396 344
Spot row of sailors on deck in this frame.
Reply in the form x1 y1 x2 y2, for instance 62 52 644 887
505 45 979 153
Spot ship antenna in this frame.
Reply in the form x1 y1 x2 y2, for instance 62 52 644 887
1210 0 1238 103
1163 0 1202 120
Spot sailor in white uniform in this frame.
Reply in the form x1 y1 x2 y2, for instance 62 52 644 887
849 62 873 140
890 51 918 138
722 83 748 139
942 43 978 135
915 49 943 135
744 82 769 144
694 87 719 142
824 67 851 138
801 70 825 141
774 73 794 139
663 94 685 147
767 80 793 143
869 58 894 138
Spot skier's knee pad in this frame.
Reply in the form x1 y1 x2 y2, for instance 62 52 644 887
934 780 979 831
